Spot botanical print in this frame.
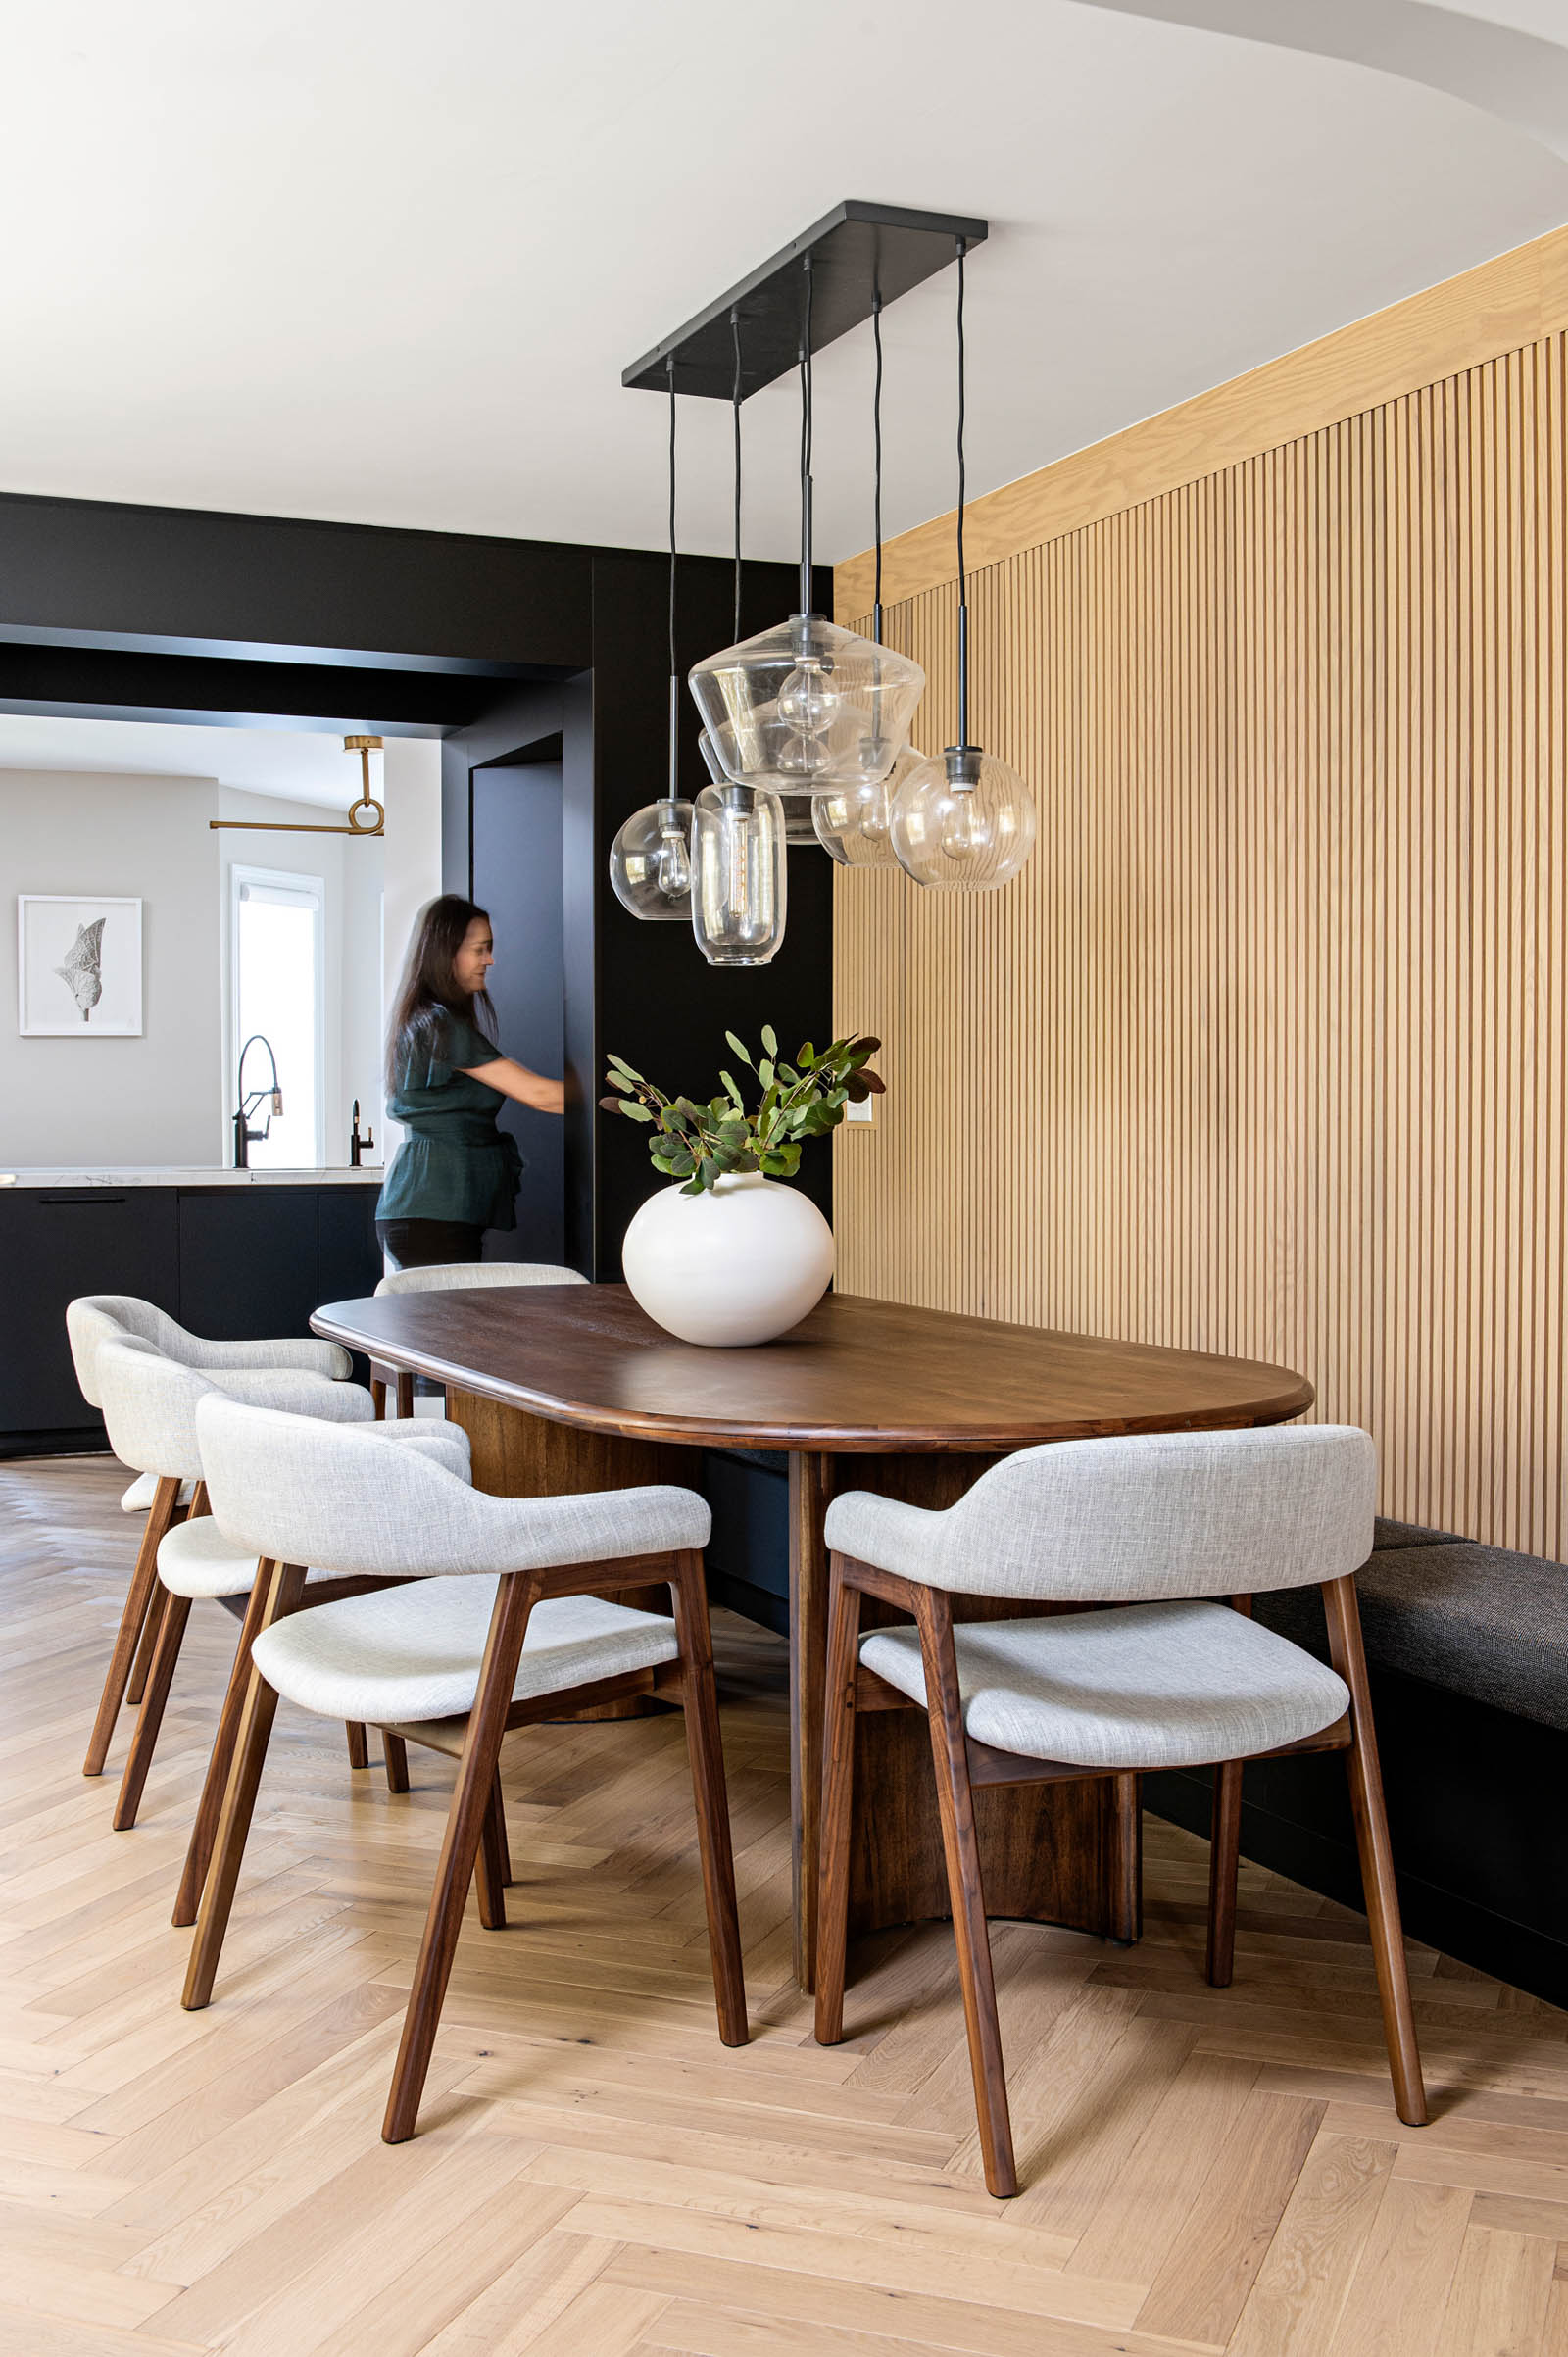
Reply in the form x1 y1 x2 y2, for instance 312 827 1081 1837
55 918 107 1021
18 898 143 1037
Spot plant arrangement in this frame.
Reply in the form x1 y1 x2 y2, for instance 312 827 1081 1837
601 1025 885 1196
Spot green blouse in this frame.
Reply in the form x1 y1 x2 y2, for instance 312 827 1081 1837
376 1010 522 1230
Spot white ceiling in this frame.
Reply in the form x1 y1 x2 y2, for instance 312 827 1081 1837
0 713 370 805
1 0 1565 569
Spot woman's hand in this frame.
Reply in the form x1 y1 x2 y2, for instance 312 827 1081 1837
461 1057 565 1116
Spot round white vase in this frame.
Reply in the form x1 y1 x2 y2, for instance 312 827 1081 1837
620 1172 834 1347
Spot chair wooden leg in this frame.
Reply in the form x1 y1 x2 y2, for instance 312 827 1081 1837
183 1564 308 2010
84 1475 182 1776
370 1373 387 1419
346 1722 370 1770
1109 1772 1143 1944
813 1558 862 2047
669 1550 748 2047
382 1572 539 2143
1206 1760 1244 1987
475 1785 508 1931
113 1591 192 1830
1322 1574 1428 2126
490 1771 513 1884
125 1583 167 1708
381 1730 410 1792
173 1563 272 1927
395 1370 415 1418
915 1585 1018 2199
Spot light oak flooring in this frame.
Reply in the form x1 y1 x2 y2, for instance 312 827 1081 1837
4 1457 1568 2355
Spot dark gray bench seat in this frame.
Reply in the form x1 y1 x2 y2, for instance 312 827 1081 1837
1146 1513 1568 2010
1253 1516 1568 1737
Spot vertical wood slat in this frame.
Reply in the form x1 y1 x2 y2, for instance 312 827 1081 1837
832 328 1568 1561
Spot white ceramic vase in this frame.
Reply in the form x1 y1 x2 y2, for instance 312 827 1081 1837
620 1171 834 1347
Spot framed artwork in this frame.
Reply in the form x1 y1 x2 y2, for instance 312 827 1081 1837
18 896 144 1036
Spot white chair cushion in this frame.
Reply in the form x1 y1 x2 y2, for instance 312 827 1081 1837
251 1579 680 1724
156 1517 346 1599
120 1472 196 1512
858 1599 1350 1770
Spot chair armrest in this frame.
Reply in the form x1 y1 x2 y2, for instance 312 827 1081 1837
370 1418 472 1481
175 1334 353 1381
204 1369 375 1422
467 1484 710 1576
823 1490 953 1587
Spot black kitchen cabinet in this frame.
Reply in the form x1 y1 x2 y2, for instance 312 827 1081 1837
0 1182 383 1454
0 1189 179 1445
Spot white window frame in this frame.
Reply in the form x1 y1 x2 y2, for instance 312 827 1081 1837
227 862 327 1170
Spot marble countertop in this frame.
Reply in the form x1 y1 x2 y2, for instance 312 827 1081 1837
0 1167 385 1189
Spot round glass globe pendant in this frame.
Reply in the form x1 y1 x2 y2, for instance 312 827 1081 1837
890 236 1036 894
691 779 788 965
609 360 695 922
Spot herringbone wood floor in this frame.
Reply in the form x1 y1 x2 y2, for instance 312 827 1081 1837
4 1460 1568 2355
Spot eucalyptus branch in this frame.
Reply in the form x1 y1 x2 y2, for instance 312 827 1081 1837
600 1026 885 1197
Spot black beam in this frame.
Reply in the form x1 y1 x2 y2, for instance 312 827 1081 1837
622 199 988 400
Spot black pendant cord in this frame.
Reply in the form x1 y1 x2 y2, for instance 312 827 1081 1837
871 290 884 645
666 356 680 802
798 253 814 620
731 307 744 643
955 234 970 754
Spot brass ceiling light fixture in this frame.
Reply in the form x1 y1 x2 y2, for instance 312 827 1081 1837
209 736 386 836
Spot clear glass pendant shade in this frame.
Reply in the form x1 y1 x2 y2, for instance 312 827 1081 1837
689 613 924 795
811 741 927 867
702 725 819 847
691 779 788 965
890 746 1038 891
609 796 695 920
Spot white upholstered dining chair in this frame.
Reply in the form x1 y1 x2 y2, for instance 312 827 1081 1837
66 1292 355 1711
85 1335 378 1788
183 1392 747 2143
368 1261 588 1417
813 1424 1427 2198
92 1336 471 1925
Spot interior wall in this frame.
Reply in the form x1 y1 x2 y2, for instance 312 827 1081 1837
1 769 220 1164
833 257 1568 1562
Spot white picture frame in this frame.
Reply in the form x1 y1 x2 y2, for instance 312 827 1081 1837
18 896 144 1036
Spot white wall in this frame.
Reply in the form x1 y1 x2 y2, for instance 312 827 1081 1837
1 769 220 1164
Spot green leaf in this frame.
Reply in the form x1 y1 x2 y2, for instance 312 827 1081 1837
720 1070 745 1107
758 1059 774 1088
760 1023 778 1058
724 1031 753 1067
606 1053 644 1081
797 1042 815 1068
619 1102 654 1123
606 1071 632 1093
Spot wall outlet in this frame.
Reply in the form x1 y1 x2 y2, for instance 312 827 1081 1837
845 1094 875 1125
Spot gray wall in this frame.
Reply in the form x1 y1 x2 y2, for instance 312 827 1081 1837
3 770 221 1164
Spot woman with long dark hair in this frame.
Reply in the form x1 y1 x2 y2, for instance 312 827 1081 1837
376 894 564 1270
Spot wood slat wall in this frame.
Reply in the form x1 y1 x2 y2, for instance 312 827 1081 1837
833 329 1568 1559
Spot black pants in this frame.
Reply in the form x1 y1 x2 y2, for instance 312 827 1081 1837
375 1218 485 1273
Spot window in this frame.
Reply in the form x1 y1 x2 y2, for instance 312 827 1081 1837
231 868 324 1168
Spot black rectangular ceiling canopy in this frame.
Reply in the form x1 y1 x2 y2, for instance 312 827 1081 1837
622 200 988 401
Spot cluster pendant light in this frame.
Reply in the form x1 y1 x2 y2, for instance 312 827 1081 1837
611 203 1032 961
888 241 1037 891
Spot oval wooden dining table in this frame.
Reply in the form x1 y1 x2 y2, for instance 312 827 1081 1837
312 1284 1313 1989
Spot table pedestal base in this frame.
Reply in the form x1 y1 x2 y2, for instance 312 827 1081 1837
449 1392 1136 1990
